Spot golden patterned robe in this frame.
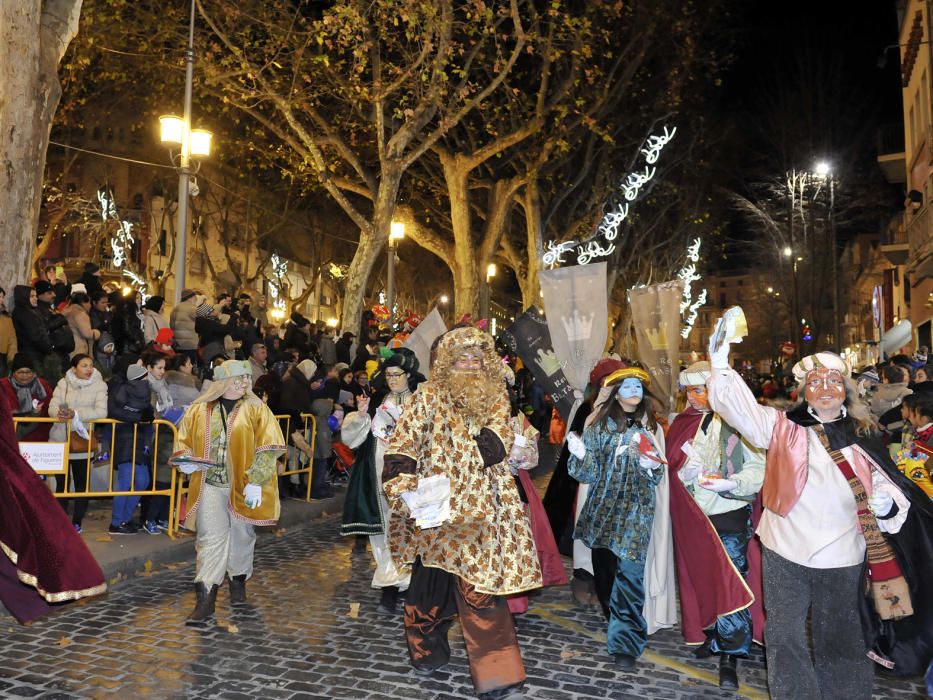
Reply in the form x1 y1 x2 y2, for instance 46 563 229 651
175 397 286 528
383 383 543 595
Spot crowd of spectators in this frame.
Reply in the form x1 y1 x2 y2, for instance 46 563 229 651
0 263 373 537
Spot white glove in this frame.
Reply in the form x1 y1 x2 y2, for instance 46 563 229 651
567 432 586 460
632 433 663 471
680 457 703 482
243 483 262 509
708 307 743 369
698 476 738 493
868 491 894 518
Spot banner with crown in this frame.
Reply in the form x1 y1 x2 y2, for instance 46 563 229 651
539 262 609 393
628 280 685 413
504 306 577 421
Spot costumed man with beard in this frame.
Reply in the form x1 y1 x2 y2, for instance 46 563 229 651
566 363 676 671
707 307 933 698
172 360 286 622
0 396 106 623
340 348 424 614
666 361 765 690
382 327 541 700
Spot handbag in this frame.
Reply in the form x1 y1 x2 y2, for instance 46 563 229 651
69 429 98 453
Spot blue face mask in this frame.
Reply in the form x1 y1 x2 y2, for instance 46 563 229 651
617 378 644 401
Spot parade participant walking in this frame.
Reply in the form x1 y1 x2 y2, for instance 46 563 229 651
0 396 106 623
382 326 541 700
707 308 933 698
666 361 765 689
173 359 285 622
341 348 424 613
565 363 675 671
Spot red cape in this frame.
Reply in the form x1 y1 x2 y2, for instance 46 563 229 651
0 397 106 623
667 407 765 645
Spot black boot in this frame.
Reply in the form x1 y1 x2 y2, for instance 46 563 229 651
719 654 739 690
229 575 247 605
377 586 399 615
692 638 713 659
186 582 218 623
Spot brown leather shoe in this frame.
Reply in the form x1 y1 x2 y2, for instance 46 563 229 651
186 582 218 622
229 575 247 605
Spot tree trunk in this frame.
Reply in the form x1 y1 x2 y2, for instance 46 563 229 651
521 181 544 307
339 170 402 335
441 155 480 319
0 0 82 291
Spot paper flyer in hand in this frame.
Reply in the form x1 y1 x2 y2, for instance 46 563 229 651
400 474 451 529
169 454 215 474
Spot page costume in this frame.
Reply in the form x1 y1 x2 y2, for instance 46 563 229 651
382 327 541 698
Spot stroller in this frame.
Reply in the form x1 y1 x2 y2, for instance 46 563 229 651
329 441 355 485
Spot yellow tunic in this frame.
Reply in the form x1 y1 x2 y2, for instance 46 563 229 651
175 397 286 527
383 383 543 595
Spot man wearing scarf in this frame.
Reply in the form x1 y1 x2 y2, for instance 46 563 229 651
666 361 765 689
707 308 933 698
382 326 541 700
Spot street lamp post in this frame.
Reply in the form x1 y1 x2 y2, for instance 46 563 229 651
480 263 496 321
815 163 839 352
387 221 405 327
160 0 212 306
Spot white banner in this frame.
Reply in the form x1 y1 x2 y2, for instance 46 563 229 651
403 308 447 379
540 262 609 391
20 441 68 474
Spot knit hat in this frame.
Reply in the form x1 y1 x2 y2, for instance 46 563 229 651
333 362 349 375
143 295 165 312
127 365 149 381
34 280 53 295
297 359 317 381
180 288 197 302
11 353 34 372
792 352 851 382
70 283 87 295
83 262 100 275
196 302 214 318
679 361 711 387
155 328 174 345
213 359 252 380
858 369 880 385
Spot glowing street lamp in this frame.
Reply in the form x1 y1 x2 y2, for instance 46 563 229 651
387 221 405 326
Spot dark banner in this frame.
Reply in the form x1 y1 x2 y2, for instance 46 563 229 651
503 306 576 421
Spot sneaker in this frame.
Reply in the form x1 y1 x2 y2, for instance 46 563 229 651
73 523 83 534
155 520 170 531
93 451 110 464
143 521 161 535
109 522 138 535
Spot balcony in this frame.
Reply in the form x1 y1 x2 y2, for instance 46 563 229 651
906 205 933 280
877 123 906 185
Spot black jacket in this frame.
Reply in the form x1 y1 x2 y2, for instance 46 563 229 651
108 376 153 465
11 286 53 366
111 301 145 355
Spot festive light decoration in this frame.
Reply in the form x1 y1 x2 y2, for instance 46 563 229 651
121 270 148 301
677 238 707 339
268 253 288 312
98 188 135 268
543 125 677 268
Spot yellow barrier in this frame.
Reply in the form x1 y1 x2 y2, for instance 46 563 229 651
170 412 317 534
13 416 180 538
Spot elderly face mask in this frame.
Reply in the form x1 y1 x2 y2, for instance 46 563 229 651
615 378 644 411
684 384 710 412
453 350 484 372
804 368 845 413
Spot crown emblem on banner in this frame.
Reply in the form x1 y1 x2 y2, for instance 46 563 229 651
645 326 668 350
534 348 563 377
561 310 594 343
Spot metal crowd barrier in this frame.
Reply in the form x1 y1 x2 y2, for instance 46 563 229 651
169 412 317 534
14 416 181 538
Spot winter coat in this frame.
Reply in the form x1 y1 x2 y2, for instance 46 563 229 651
311 397 334 459
0 311 16 374
278 372 313 437
164 369 201 408
870 383 912 420
11 286 53 368
77 272 104 299
169 297 198 351
283 320 311 355
37 300 73 356
0 375 53 441
62 304 98 359
142 309 170 345
111 301 145 356
318 335 337 365
108 375 154 465
48 368 108 449
335 336 352 365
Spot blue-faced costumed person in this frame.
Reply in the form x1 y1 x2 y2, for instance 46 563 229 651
565 362 676 671
0 393 105 622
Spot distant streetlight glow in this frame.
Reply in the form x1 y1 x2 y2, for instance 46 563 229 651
390 221 405 241
783 246 793 257
486 263 497 280
439 294 449 304
815 161 831 177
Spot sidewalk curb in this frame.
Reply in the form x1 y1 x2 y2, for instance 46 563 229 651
98 489 346 587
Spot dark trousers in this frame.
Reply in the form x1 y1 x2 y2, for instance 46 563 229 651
404 558 525 695
592 548 647 657
762 547 873 700
56 458 91 526
708 509 753 656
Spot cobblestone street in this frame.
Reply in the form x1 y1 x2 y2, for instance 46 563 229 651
0 502 927 700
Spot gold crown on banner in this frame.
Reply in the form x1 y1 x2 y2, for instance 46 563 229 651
534 348 563 377
644 326 668 351
561 310 594 343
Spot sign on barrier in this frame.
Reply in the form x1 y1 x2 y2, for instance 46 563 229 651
20 441 68 473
